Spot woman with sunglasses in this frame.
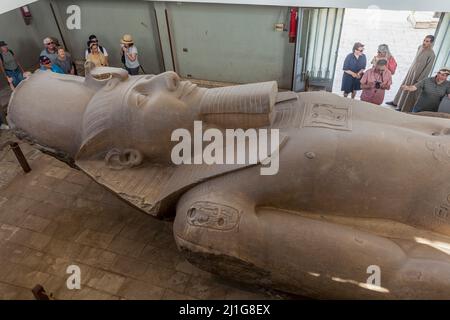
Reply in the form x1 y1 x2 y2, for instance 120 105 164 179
341 42 367 99
86 42 109 67
84 35 108 61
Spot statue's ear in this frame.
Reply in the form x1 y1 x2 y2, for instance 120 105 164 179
104 148 143 170
84 61 129 89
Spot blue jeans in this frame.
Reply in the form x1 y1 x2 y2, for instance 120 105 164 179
5 68 24 87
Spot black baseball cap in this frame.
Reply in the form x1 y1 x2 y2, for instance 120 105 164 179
39 55 51 65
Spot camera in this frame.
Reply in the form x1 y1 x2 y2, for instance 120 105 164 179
375 81 381 89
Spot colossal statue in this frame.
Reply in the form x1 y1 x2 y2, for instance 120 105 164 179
7 63 450 299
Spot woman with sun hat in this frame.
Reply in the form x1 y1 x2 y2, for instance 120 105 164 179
120 34 140 75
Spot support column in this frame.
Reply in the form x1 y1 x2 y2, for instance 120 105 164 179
154 2 175 72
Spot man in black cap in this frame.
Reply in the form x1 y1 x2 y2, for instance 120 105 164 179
39 55 64 74
0 41 24 89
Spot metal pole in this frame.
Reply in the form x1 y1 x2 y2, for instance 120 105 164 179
0 141 32 173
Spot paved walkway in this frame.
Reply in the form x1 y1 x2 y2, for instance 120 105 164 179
333 9 437 103
0 130 292 300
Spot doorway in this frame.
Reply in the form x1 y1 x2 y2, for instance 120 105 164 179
332 8 438 102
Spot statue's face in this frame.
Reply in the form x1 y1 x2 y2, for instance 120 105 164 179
123 71 205 161
127 71 200 112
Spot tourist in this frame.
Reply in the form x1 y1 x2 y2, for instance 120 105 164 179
341 42 367 99
85 35 108 61
40 37 58 64
54 47 74 74
86 42 108 67
120 34 140 75
387 35 436 112
39 55 64 74
0 40 24 89
360 59 393 105
401 68 450 113
371 44 397 75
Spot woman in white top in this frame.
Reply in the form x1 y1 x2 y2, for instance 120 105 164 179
120 34 140 75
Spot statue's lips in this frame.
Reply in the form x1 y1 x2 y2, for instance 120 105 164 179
178 81 198 98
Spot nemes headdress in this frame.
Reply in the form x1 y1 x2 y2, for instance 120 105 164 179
78 62 139 160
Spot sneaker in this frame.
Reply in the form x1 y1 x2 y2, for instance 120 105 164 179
0 124 10 130
386 101 397 107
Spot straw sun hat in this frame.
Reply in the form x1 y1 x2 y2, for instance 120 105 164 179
120 34 134 44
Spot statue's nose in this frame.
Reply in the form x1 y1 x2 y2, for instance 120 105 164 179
158 71 180 91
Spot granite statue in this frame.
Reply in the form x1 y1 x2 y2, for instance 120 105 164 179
7 63 450 299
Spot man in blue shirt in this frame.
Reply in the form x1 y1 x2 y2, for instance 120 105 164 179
39 55 64 74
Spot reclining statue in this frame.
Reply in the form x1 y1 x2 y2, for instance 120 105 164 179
7 63 450 299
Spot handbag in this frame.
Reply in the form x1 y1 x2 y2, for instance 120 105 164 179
388 57 397 75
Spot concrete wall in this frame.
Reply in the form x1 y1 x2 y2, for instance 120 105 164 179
167 2 295 89
50 0 164 74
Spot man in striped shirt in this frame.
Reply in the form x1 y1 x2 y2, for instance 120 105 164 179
401 68 450 113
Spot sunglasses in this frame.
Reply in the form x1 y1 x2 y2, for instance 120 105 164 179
45 42 54 45
356 48 364 52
